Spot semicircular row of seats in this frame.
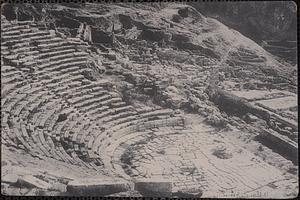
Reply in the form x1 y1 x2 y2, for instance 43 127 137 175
1 19 185 177
1 19 105 171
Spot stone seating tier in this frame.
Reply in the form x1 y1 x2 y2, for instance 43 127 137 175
1 20 186 178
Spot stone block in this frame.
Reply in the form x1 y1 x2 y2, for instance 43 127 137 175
66 178 131 196
108 54 117 61
2 174 19 184
17 175 51 189
134 178 172 197
172 188 203 198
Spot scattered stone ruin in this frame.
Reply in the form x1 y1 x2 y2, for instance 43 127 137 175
1 3 298 198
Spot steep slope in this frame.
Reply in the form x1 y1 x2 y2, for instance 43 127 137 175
190 1 297 64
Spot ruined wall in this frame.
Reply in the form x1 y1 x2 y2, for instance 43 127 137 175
207 86 270 122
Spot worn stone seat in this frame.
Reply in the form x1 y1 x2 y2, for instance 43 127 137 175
1 78 29 97
68 90 107 105
36 106 60 129
38 56 88 70
45 75 84 90
54 81 83 94
34 37 63 44
1 65 17 73
87 106 110 117
60 66 84 75
54 114 76 144
1 24 31 33
91 111 177 157
2 69 22 77
92 109 116 122
78 94 112 112
19 92 49 120
70 121 88 143
64 82 104 97
38 51 82 64
57 117 100 168
36 128 54 156
12 100 30 117
51 120 93 166
1 75 23 85
37 40 69 48
10 46 37 54
27 95 53 123
104 110 137 125
14 21 36 26
1 29 21 36
10 118 32 152
18 31 52 40
139 108 173 118
38 48 76 59
3 94 27 113
2 32 53 47
28 127 52 157
1 125 18 147
39 43 75 53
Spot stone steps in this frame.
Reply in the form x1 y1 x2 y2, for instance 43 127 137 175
1 19 191 178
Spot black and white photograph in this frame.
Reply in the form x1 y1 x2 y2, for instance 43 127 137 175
1 1 298 198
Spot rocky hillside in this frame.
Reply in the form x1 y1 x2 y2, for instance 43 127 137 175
1 3 298 197
191 1 297 64
5 3 296 89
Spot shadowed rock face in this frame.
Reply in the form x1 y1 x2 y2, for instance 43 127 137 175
191 1 297 64
66 179 131 196
55 17 81 29
206 85 271 123
1 4 17 20
191 1 296 42
119 14 134 29
91 28 113 44
138 29 170 42
134 178 172 197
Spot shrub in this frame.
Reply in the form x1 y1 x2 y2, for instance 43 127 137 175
212 146 232 159
206 115 228 128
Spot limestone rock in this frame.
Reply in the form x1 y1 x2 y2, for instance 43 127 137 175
2 174 19 184
134 178 172 197
17 175 51 189
172 188 203 198
66 178 131 196
138 29 171 42
57 113 68 123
